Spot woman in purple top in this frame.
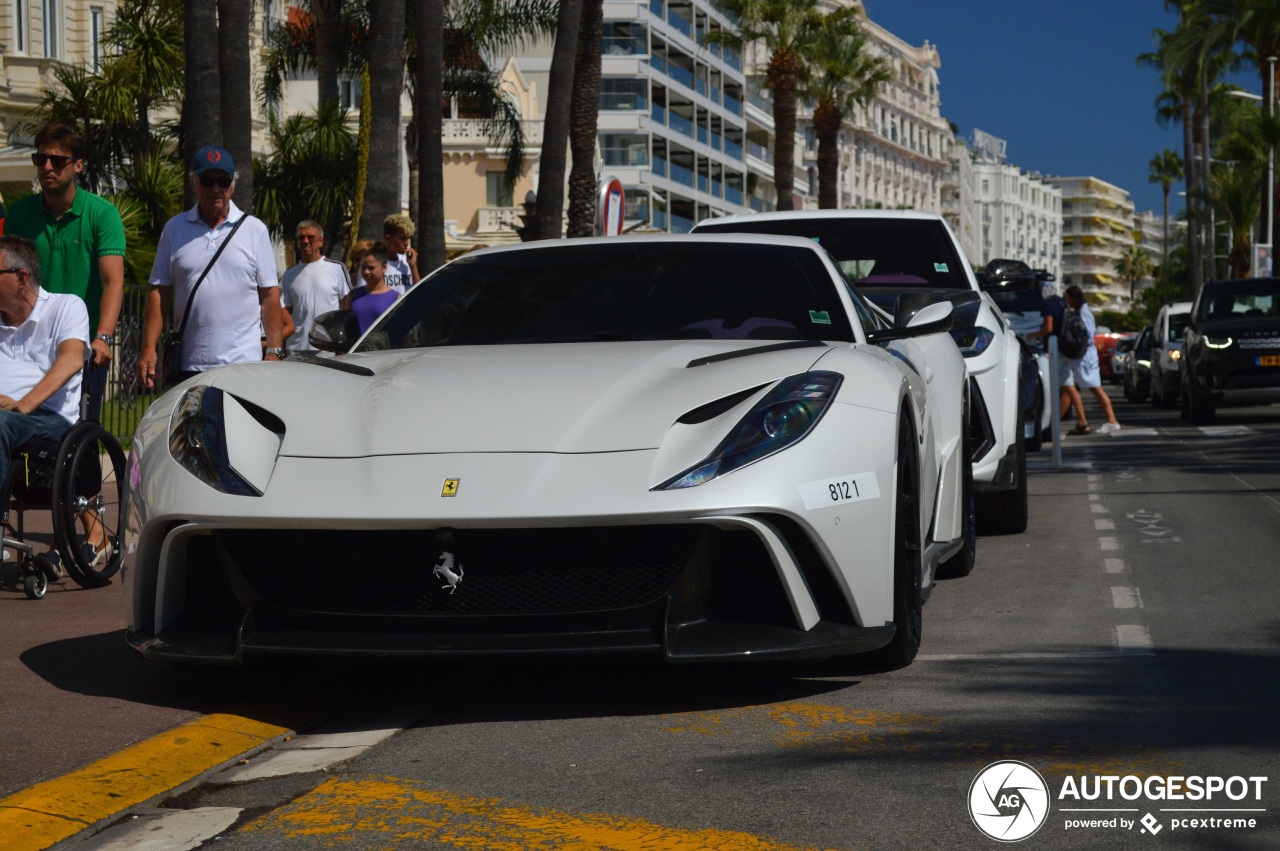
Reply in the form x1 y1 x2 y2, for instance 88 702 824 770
342 243 400 332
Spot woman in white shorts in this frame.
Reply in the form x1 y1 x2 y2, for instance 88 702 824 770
1064 285 1120 434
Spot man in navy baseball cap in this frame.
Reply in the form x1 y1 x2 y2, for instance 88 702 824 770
193 144 234 176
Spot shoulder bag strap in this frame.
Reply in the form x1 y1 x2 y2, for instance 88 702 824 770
172 212 251 338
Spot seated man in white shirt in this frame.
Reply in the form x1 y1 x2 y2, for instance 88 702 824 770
0 234 89 493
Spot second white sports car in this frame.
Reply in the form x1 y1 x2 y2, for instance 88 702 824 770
123 235 969 670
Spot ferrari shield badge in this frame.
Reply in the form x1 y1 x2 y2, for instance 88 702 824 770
434 551 464 593
441 478 459 497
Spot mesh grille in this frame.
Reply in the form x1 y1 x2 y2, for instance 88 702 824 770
215 526 703 616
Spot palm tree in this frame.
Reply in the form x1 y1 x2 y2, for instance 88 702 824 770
566 0 604 238
358 0 407 241
1142 3 1233 295
801 7 889 209
219 0 255 212
1208 162 1264 277
531 0 584 239
1204 0 1280 245
313 0 346 110
1115 243 1156 306
255 100 359 247
1148 149 1184 283
184 1 220 203
416 0 446 272
707 0 824 211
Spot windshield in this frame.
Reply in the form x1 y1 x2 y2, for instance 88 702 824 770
1169 312 1191 342
694 217 971 291
352 241 856 352
1196 280 1280 322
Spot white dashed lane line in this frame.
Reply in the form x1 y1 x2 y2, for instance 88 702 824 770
1111 587 1143 609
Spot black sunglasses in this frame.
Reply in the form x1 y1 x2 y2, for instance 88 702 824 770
32 153 73 169
199 175 233 189
0 267 25 276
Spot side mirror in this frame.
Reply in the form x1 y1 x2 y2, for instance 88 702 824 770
866 293 954 343
893 291 954 333
309 309 362 354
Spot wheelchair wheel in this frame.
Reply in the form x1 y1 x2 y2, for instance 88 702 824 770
51 423 127 588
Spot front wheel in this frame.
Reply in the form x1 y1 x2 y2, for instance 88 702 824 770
975 407 1029 536
862 421 924 669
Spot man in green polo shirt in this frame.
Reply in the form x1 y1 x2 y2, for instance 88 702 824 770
7 122 125 421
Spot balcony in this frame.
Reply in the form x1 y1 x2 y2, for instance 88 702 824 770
443 119 543 148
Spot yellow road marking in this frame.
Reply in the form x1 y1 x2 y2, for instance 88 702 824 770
242 774 842 850
0 713 292 851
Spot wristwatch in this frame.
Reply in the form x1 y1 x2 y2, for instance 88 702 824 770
264 347 287 359
95 333 114 345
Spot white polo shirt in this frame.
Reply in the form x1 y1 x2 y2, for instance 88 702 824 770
150 201 279 371
0 288 89 423
281 257 350 352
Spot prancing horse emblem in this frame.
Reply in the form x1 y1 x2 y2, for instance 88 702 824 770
434 551 464 593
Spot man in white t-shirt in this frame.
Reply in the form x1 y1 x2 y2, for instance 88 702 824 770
382 213 420 295
281 220 349 354
137 145 283 387
0 234 88 490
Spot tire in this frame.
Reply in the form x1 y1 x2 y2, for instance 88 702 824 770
863 420 924 669
1150 368 1163 407
975 407 1029 536
52 423 127 588
1023 374 1045 452
1179 381 1191 420
939 393 976 579
1159 375 1178 409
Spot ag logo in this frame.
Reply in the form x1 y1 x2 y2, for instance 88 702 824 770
968 760 1050 842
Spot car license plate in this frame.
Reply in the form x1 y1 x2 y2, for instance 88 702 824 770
1259 355 1280 366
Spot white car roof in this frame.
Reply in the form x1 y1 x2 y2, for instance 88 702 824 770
460 232 832 257
695 209 948 229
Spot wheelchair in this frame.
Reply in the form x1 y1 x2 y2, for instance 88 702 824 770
0 364 127 600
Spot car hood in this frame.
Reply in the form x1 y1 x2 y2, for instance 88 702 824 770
205 342 834 456
1196 317 1280 339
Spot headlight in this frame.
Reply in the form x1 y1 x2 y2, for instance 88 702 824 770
1204 335 1234 349
657 372 842 490
169 386 262 496
949 326 995 357
1169 349 1182 361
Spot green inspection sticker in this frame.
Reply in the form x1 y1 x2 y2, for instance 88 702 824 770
934 262 949 272
809 310 832 325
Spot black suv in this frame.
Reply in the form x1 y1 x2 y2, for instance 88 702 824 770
1181 277 1280 423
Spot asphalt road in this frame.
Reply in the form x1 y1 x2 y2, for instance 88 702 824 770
4 389 1279 850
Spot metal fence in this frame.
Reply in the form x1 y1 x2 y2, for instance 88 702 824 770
99 284 163 443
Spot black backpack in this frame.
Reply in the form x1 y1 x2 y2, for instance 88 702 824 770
1058 306 1090 359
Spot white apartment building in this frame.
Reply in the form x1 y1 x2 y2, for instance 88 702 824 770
942 137 977 263
1048 175 1137 305
0 1 118 197
968 131 1062 279
801 5 951 214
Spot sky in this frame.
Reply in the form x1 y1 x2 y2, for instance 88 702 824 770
861 1 1257 217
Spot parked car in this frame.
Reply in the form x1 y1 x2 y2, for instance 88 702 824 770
1110 334 1137 385
1122 325 1154 402
123 235 971 670
1180 277 1280 424
1150 301 1193 408
1094 330 1122 383
977 259 1052 452
693 210 1030 535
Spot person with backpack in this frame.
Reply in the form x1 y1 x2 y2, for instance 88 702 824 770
1027 282 1088 432
1057 285 1120 434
